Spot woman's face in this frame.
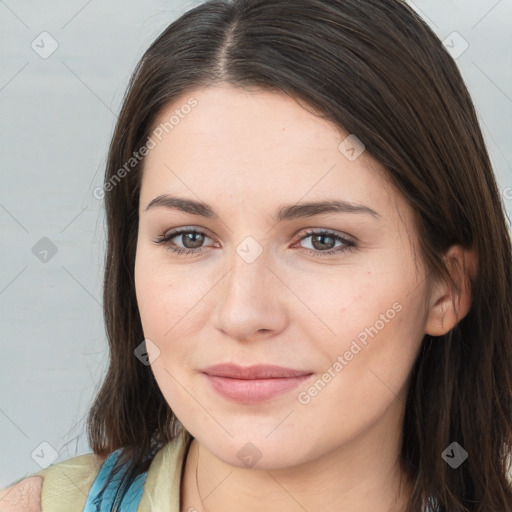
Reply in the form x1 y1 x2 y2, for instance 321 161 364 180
134 84 432 469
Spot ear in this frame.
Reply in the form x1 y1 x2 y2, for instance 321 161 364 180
425 245 478 337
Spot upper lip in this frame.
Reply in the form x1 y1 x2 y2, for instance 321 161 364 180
202 363 313 379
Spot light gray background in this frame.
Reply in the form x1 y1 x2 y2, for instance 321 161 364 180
1 0 511 487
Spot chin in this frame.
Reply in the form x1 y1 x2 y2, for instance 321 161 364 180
194 431 315 470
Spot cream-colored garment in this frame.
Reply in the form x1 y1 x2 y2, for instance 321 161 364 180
2 432 188 512
138 431 189 512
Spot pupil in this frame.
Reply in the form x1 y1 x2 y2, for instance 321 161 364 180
312 234 333 250
184 232 203 249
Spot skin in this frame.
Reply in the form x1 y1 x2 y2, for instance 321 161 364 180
0 477 42 512
134 84 475 512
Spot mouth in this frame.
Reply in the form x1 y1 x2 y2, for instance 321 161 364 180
201 363 314 404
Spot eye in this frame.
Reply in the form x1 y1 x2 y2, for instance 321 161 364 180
294 229 357 257
153 227 357 257
153 227 215 256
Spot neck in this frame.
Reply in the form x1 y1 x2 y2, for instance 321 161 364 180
180 401 412 512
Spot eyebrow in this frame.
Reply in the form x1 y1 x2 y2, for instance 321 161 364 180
144 194 380 221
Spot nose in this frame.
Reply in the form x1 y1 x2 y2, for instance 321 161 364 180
212 246 289 342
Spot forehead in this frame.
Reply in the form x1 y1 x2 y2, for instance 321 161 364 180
140 84 403 222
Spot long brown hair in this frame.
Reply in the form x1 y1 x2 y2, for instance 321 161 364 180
86 1 512 510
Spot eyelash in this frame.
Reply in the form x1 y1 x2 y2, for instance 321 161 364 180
153 227 357 258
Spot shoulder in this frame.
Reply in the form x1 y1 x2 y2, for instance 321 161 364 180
0 476 42 512
0 452 107 512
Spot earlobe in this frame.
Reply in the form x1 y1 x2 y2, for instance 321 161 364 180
425 245 478 337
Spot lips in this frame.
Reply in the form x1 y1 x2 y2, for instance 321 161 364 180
201 363 314 404
202 363 312 379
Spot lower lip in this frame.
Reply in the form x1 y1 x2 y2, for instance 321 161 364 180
203 373 313 404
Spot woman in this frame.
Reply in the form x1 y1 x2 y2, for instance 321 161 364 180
2 0 511 511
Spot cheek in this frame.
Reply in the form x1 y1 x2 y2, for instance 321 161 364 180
296 263 426 407
135 249 197 337
134 258 201 408
293 267 400 355
134 251 219 373
315 286 424 406
291 300 424 456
